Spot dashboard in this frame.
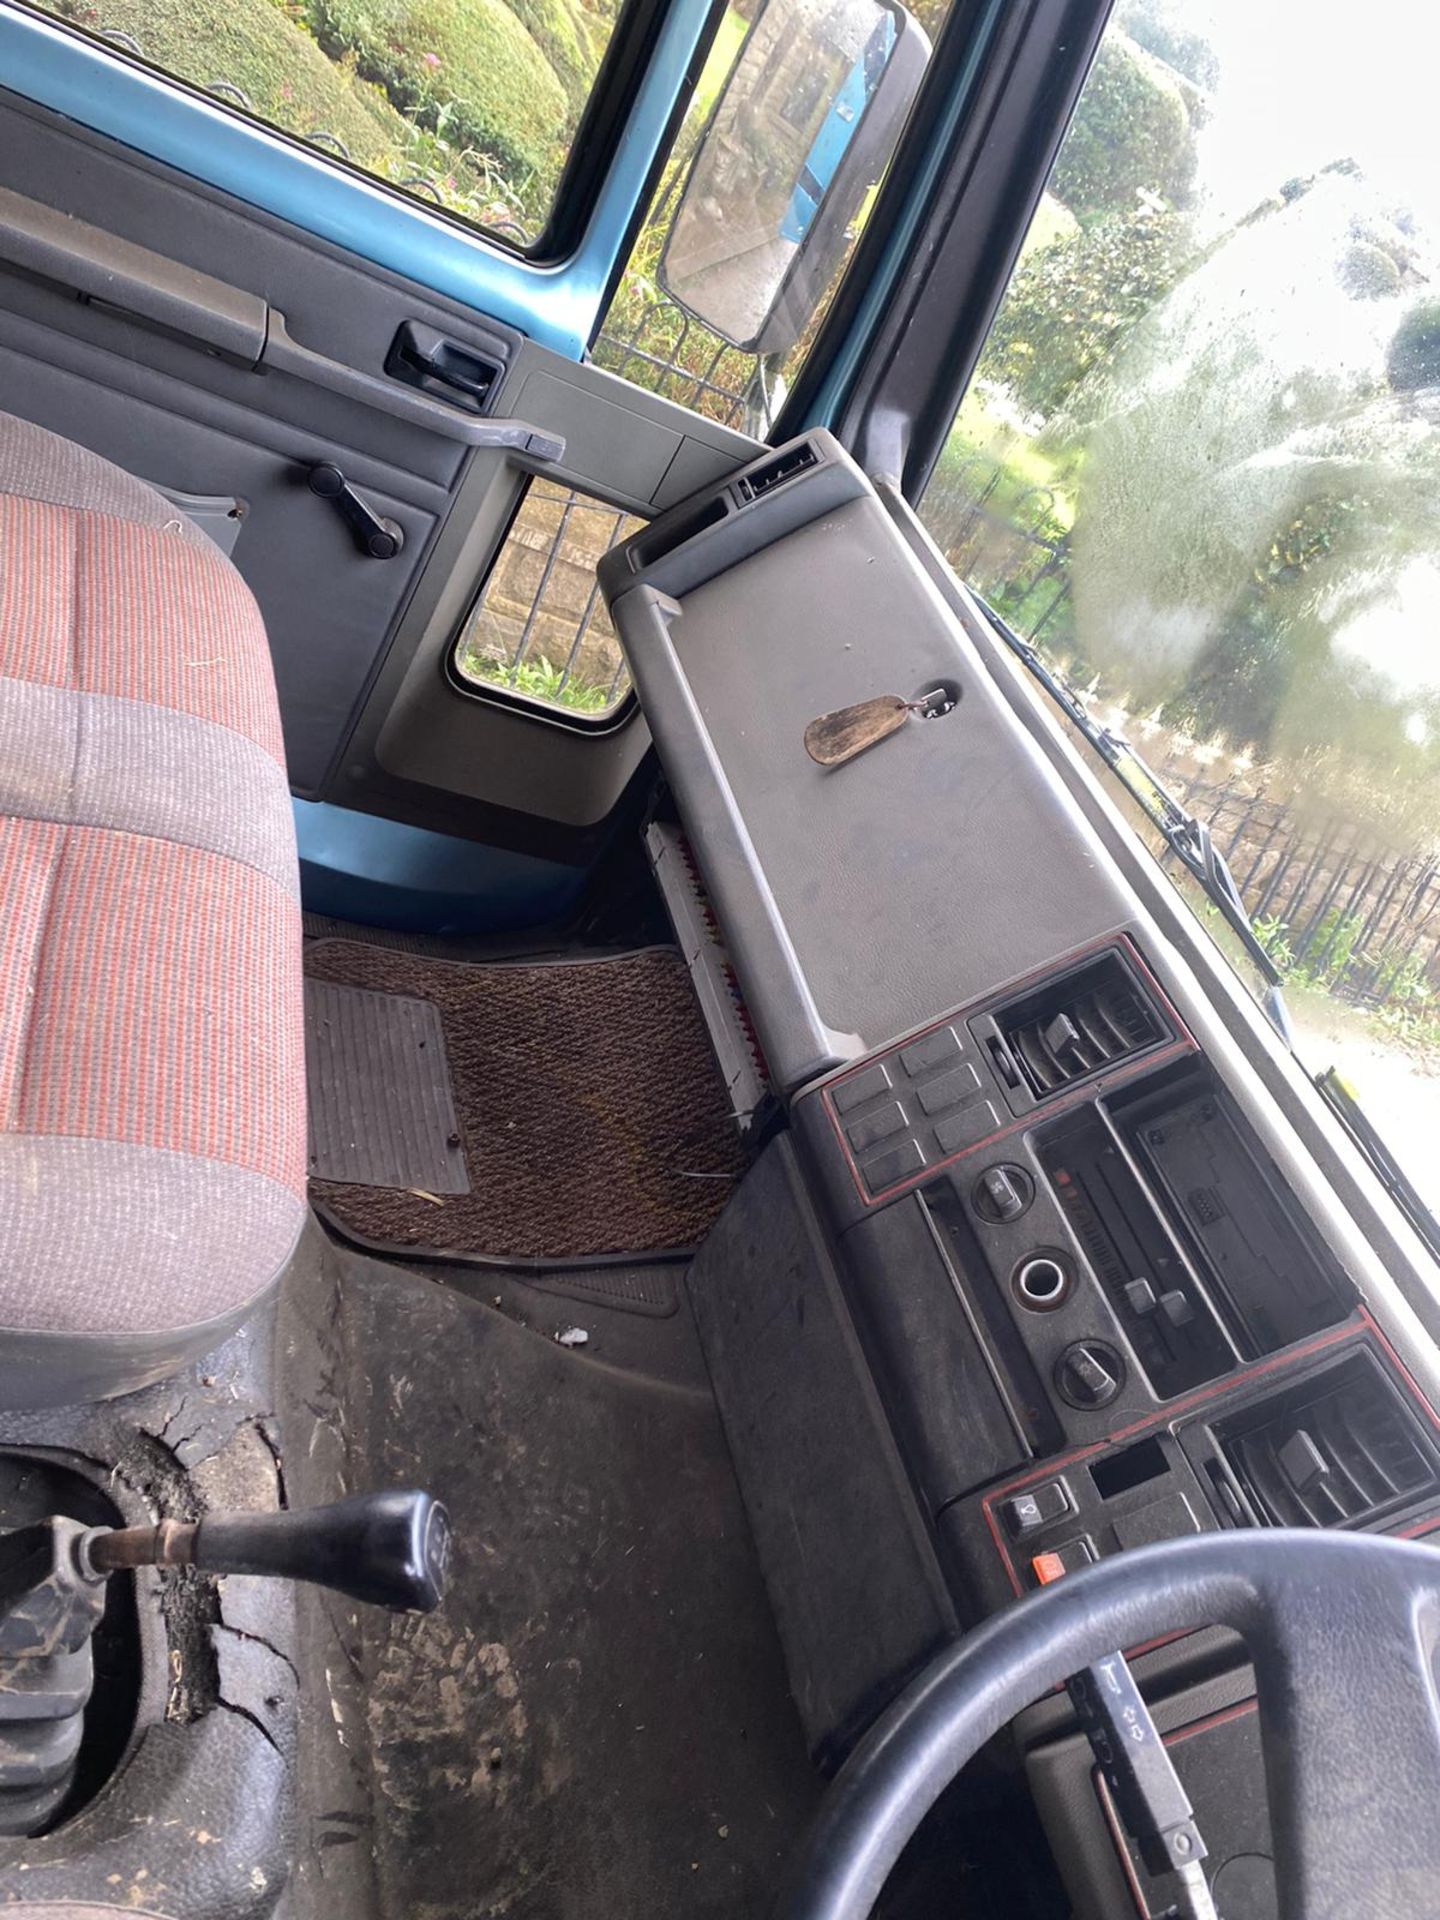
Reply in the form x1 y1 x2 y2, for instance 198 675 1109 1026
600 431 1440 1919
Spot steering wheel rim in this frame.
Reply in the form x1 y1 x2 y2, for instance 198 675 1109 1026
774 1528 1440 1920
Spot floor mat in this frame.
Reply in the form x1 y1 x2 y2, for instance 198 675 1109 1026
305 979 469 1193
284 1246 821 1920
303 942 747 1260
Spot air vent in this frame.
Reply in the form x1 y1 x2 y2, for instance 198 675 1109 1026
996 953 1165 1099
736 440 818 503
1213 1353 1440 1530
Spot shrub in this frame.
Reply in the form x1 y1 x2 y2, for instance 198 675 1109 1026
979 204 1185 417
1338 240 1402 301
1051 32 1197 224
56 0 409 166
506 0 601 106
304 0 568 189
1388 300 1440 394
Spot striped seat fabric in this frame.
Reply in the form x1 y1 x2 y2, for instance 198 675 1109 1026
0 412 305 1405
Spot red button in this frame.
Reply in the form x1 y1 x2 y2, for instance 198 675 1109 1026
1031 1551 1068 1586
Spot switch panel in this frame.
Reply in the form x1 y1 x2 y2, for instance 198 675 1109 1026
827 1020 1004 1199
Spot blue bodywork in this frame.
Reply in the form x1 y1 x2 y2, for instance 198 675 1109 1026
294 801 586 934
781 13 897 244
0 5 713 361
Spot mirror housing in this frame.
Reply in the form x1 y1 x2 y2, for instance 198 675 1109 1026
659 0 929 356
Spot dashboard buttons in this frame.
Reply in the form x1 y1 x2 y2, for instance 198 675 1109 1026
831 1021 1009 1198
972 1164 1035 1223
898 1026 962 1076
932 1101 1001 1155
832 1061 893 1114
1030 1538 1096 1584
1054 1340 1125 1411
856 1137 926 1191
918 1062 982 1114
1001 1479 1072 1537
845 1102 908 1153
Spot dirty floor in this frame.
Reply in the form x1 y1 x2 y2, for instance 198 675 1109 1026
282 1240 820 1920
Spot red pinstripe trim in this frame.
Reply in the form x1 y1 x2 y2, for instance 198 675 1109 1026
1357 1305 1440 1433
820 934 1196 1207
981 1321 1360 1598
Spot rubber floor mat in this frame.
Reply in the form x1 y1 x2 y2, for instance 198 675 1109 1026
303 942 748 1259
305 979 469 1193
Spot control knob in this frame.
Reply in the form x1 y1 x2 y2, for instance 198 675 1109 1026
1054 1340 1125 1411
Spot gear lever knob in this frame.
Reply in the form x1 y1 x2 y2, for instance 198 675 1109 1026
84 1490 452 1613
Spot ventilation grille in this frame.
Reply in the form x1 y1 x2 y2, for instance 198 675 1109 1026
1216 1355 1440 1530
998 954 1165 1099
736 439 818 503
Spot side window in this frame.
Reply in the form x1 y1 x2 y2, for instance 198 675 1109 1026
464 0 953 719
32 0 630 244
454 481 641 718
920 0 1440 1146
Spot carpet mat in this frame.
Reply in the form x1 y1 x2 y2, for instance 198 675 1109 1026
303 941 747 1260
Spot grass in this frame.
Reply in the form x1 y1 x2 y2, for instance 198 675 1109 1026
459 650 621 715
53 0 409 166
303 0 568 201
50 0 555 232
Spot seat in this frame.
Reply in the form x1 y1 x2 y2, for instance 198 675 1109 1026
0 412 305 1407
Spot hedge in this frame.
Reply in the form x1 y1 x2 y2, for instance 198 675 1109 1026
304 0 567 187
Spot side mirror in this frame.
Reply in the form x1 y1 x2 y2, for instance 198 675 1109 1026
659 0 930 356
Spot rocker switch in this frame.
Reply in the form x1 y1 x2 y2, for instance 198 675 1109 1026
1001 1479 1072 1537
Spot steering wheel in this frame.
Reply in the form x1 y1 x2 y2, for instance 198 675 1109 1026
775 1528 1440 1920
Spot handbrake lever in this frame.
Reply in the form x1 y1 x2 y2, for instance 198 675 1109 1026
81 1489 451 1613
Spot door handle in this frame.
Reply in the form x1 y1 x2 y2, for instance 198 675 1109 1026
0 183 566 463
265 314 565 461
385 320 498 412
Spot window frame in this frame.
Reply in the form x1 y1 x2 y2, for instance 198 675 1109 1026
443 476 645 736
8 0 681 265
776 0 1114 489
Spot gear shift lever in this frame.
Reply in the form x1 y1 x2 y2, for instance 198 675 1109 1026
0 1490 450 1837
82 1488 452 1612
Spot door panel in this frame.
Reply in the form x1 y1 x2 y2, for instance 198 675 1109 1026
0 0 715 358
338 343 757 840
0 88 527 797
0 84 754 873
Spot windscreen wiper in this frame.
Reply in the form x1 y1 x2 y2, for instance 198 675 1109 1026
1315 1068 1440 1266
975 601 1440 1262
977 600 1290 1018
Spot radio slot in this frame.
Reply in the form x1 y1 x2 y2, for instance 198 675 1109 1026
1038 1104 1237 1399
1118 1064 1354 1354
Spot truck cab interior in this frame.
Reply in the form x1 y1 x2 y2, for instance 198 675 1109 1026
0 0 1438 1916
